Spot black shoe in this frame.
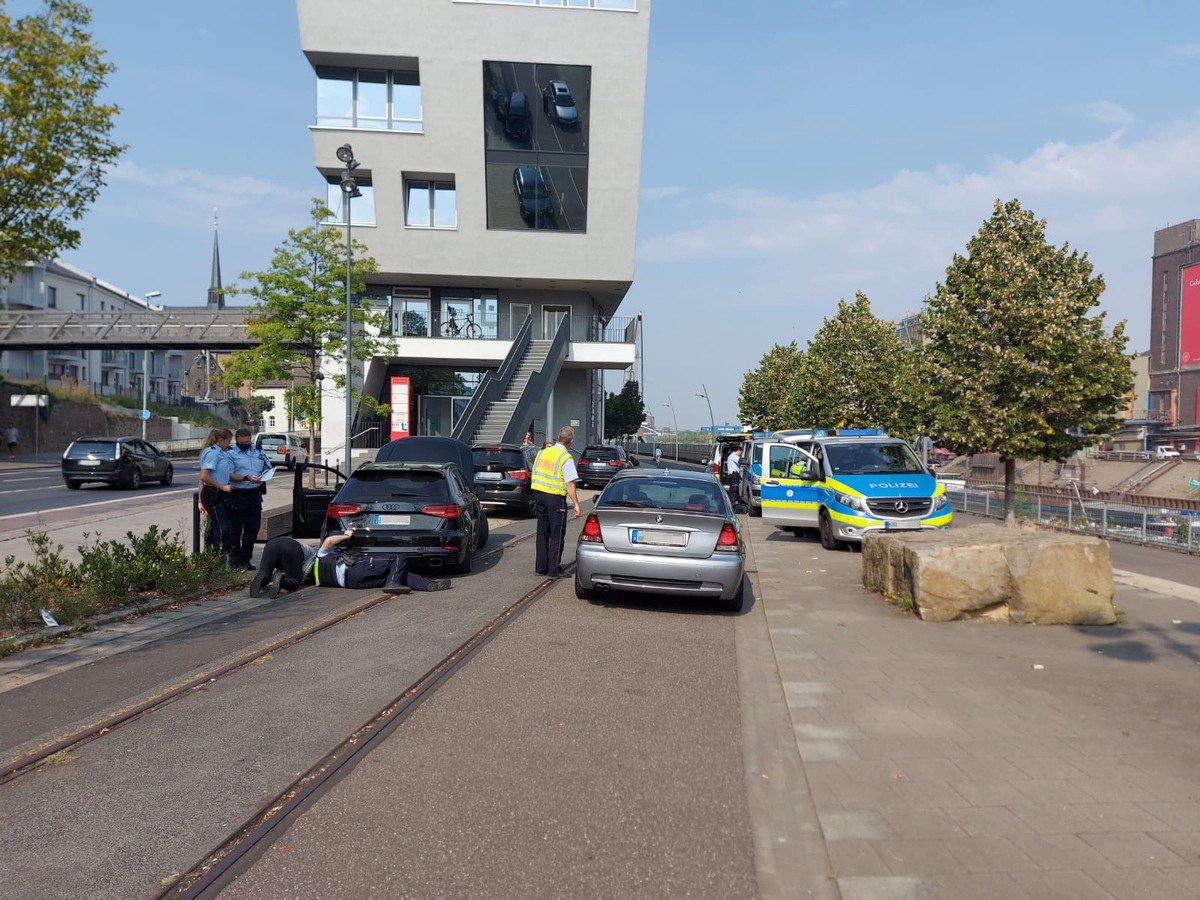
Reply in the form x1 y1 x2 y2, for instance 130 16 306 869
244 563 256 571
269 579 283 599
425 578 452 592
383 581 412 595
534 571 547 576
249 570 269 598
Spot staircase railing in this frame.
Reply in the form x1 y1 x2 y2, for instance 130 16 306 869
503 314 571 445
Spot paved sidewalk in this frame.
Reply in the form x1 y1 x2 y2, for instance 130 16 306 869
742 513 1200 899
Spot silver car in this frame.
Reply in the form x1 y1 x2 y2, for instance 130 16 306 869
574 469 746 612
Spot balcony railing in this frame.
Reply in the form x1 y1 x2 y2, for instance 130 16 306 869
388 313 637 344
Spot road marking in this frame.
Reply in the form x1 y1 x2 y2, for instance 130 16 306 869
0 488 197 522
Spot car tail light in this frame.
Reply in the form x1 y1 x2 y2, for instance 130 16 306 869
421 504 463 518
608 459 622 467
507 469 530 481
578 459 589 467
327 503 362 518
714 522 740 552
580 513 603 543
276 447 288 456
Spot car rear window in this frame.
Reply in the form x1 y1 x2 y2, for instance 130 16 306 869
599 478 726 513
66 441 118 458
583 447 619 460
472 448 527 468
336 470 452 503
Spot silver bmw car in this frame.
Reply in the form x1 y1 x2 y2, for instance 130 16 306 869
574 469 746 612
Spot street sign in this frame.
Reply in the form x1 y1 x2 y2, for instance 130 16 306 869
139 409 151 421
9 394 48 407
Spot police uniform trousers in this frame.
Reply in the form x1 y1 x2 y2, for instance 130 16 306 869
316 553 434 591
259 536 309 592
227 488 263 567
533 490 568 576
200 486 235 561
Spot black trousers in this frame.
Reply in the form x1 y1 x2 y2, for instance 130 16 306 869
227 489 262 566
533 490 567 576
200 487 235 560
258 536 309 592
258 538 435 593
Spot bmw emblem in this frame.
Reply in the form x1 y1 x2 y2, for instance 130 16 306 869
655 514 664 524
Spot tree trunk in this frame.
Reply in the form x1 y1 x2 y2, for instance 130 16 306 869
1003 456 1017 526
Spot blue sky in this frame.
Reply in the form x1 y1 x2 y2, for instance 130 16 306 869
13 0 1200 430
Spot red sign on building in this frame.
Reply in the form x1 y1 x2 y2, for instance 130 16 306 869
390 376 411 440
1181 263 1200 367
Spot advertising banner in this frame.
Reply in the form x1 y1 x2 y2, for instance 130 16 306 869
1181 263 1200 367
390 376 411 440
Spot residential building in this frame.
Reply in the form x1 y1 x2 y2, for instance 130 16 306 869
1148 221 1200 453
295 0 651 456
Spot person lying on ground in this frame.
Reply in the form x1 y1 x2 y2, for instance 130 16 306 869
249 529 452 599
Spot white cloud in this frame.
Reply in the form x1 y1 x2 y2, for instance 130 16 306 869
1084 100 1135 127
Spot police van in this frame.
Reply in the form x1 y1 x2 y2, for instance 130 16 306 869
739 429 820 517
759 429 951 549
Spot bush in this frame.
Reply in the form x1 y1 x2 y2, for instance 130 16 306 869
0 526 243 642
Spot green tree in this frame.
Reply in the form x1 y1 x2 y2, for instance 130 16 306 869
791 292 918 433
227 395 274 430
919 198 1131 524
0 1 125 281
220 200 386 476
738 341 804 432
605 379 644 441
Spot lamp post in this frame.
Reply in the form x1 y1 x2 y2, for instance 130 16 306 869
142 291 161 439
696 384 715 443
337 143 360 477
664 398 678 460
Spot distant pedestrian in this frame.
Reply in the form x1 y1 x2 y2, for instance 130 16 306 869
522 432 535 446
198 428 235 561
530 425 581 577
227 427 273 570
4 423 17 459
654 446 662 466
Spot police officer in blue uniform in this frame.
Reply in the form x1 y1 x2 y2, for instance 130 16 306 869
227 427 273 570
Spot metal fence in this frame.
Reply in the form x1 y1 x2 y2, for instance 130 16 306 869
948 487 1200 555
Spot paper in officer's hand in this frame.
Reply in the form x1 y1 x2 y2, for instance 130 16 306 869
260 466 277 482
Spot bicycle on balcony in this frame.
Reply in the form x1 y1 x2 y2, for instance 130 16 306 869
442 308 483 339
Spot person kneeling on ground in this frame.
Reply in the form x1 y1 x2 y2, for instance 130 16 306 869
249 528 452 599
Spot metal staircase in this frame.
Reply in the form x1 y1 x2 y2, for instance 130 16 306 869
470 341 553 444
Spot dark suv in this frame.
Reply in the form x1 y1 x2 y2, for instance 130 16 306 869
321 462 488 574
61 436 174 490
471 444 535 516
576 445 632 489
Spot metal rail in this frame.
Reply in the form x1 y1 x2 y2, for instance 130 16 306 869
0 308 259 350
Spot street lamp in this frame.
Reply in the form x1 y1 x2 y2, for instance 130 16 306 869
337 143 360 477
664 398 678 461
142 291 161 439
696 384 715 443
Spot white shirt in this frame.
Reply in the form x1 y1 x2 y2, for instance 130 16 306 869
725 452 742 475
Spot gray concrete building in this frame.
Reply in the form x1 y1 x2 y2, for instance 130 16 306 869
1149 220 1200 453
295 0 651 455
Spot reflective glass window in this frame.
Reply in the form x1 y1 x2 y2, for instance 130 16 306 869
357 70 388 129
326 179 376 225
316 66 354 126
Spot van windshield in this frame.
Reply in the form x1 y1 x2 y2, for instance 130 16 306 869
825 442 925 476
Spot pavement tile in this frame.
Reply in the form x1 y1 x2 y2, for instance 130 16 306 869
799 740 858 762
819 810 895 841
945 806 1038 838
1075 801 1173 832
874 838 969 876
1010 869 1117 899
836 875 924 900
1008 803 1106 836
1148 831 1200 863
925 872 1034 900
1087 866 1200 899
888 778 971 810
1163 865 1200 893
878 807 965 840
794 721 867 741
1076 832 1189 867
1007 832 1114 869
1076 775 1166 804
825 839 894 877
1006 753 1090 780
941 835 1040 873
1009 777 1098 806
950 777 1040 808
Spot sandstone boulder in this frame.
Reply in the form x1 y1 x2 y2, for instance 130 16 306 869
862 525 1115 625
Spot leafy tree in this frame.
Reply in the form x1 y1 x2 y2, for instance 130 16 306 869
738 341 804 432
919 199 1131 524
219 200 386 476
791 292 918 434
227 395 274 430
605 379 644 441
0 1 125 281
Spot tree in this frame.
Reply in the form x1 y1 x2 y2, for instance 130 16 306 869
738 341 804 432
791 292 919 434
227 395 274 430
219 200 386 477
919 198 1131 524
604 379 644 441
0 1 125 281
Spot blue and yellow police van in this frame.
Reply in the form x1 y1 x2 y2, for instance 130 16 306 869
759 429 952 549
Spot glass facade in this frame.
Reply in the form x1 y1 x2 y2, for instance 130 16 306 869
316 66 422 132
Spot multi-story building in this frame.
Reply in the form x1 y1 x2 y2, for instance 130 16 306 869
295 0 651 454
1148 221 1200 453
0 260 183 405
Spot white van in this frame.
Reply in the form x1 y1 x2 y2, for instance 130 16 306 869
1154 446 1181 460
254 432 309 470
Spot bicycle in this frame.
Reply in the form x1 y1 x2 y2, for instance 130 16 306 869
442 308 483 339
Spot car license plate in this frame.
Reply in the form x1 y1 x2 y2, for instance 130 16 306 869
630 529 687 547
79 459 101 466
476 472 502 481
374 514 411 526
885 520 921 530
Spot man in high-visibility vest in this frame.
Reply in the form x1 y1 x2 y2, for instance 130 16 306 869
530 425 582 577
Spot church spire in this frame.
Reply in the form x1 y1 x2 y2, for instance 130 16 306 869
207 208 224 310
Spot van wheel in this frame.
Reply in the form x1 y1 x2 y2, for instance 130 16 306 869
819 509 845 551
748 500 761 518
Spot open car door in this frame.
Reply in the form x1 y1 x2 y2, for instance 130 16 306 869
292 461 346 537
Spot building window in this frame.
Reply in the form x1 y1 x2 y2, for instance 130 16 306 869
316 66 422 132
405 179 457 228
325 178 376 225
46 286 56 309
76 292 86 310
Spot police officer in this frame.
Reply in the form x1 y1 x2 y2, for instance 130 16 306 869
227 427 273 570
198 428 235 560
530 425 581 577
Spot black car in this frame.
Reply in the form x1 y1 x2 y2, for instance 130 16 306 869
576 445 633 489
512 166 554 224
472 444 535 516
502 91 530 137
61 436 174 490
321 462 488 574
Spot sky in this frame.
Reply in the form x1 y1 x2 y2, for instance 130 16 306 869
11 0 1200 431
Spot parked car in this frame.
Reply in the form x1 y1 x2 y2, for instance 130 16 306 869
61 436 174 490
576 445 632 489
541 78 579 127
502 90 530 137
512 165 554 224
521 444 583 482
320 461 488 574
471 444 535 516
255 432 308 470
575 469 745 612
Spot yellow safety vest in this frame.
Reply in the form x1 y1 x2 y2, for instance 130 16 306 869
531 444 570 495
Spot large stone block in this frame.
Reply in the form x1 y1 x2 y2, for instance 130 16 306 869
862 525 1115 625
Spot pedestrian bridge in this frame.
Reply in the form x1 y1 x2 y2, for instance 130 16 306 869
0 308 258 350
